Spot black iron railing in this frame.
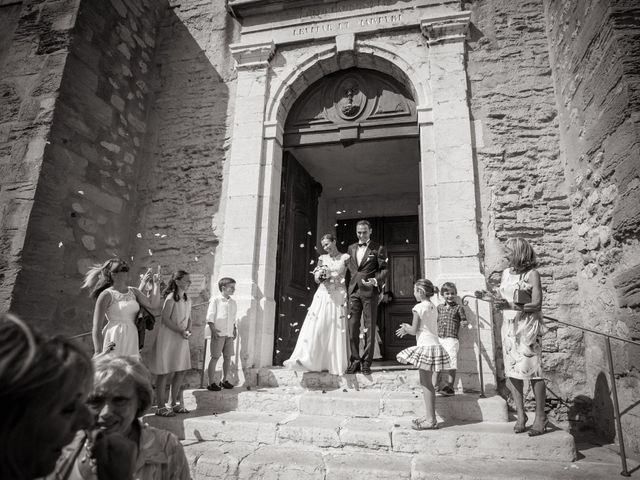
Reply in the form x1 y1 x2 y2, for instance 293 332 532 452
463 294 639 477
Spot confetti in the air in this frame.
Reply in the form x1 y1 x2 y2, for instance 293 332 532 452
136 233 142 238
290 322 298 327
148 249 153 256
405 239 409 243
161 234 167 238
58 242 63 248
299 243 304 248
299 303 305 307
278 337 282 341
334 223 339 227
336 211 342 215
310 260 315 265
195 256 199 261
276 350 280 354
154 233 161 237
279 313 286 317
338 186 343 191
295 329 300 333
78 190 84 195
307 231 312 235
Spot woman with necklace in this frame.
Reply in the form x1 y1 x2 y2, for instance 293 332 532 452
49 355 190 480
82 259 162 356
495 237 548 437
283 233 350 376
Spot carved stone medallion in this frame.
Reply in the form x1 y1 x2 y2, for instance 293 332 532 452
334 76 366 120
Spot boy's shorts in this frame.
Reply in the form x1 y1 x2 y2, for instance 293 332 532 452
211 335 234 358
439 337 459 370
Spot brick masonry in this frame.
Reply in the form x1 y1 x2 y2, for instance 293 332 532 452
467 0 585 399
0 0 638 452
544 0 640 453
131 1 240 374
0 0 81 314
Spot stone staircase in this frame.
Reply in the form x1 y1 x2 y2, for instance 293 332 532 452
144 367 606 479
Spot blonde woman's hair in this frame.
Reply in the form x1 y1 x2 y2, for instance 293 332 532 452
92 355 152 417
81 258 129 298
506 237 538 272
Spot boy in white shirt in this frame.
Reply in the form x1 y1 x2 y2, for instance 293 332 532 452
206 277 237 391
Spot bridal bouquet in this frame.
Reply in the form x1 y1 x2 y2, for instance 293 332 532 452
313 265 329 282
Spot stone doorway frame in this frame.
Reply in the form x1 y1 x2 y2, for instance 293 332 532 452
216 10 494 390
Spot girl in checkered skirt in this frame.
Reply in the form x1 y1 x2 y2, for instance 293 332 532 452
396 279 451 430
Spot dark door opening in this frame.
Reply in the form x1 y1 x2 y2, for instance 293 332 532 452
336 216 420 361
273 153 322 366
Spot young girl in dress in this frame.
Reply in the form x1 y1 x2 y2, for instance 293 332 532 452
82 259 162 356
149 270 192 417
396 279 451 430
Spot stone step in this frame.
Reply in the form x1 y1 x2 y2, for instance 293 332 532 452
254 366 434 391
183 442 621 480
148 411 576 462
182 388 507 423
252 366 491 393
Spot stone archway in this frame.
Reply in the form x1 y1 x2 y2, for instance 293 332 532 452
216 6 494 391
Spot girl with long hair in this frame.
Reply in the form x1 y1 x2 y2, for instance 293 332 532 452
82 259 162 356
148 270 192 416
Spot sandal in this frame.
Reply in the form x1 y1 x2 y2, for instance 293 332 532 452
528 419 549 437
411 416 427 427
514 414 528 434
155 406 176 417
412 418 439 430
172 405 190 414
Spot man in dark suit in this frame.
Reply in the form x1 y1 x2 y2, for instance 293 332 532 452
345 220 387 375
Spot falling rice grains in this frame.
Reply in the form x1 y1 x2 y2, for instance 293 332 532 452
148 249 153 256
58 242 63 248
136 233 142 238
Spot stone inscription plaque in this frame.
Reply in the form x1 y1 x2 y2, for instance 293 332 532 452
239 0 459 45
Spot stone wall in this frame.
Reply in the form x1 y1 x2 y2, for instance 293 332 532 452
131 1 240 376
0 0 81 313
544 0 640 453
9 0 165 336
467 0 585 400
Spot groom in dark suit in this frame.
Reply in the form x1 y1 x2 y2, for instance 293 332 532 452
345 220 387 375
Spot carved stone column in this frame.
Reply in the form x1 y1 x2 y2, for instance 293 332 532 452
420 12 496 392
420 12 484 291
216 41 275 371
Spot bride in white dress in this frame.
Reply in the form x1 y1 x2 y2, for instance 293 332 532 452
284 233 350 376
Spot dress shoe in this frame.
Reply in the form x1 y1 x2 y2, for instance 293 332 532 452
221 380 234 389
346 361 360 374
361 362 372 375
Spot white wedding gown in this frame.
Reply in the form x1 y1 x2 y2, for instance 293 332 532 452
284 253 350 376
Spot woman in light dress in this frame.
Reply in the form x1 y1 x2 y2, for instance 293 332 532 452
284 233 350 376
82 259 162 356
495 237 547 436
149 270 192 417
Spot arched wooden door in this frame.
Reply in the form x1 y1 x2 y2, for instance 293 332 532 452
273 153 322 365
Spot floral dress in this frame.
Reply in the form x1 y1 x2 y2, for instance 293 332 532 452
499 268 545 380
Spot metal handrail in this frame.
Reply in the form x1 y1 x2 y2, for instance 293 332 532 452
467 293 636 477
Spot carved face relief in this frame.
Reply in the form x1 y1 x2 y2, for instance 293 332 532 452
334 76 365 120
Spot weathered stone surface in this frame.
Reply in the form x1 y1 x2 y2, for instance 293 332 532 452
392 420 577 462
545 0 640 453
238 446 325 480
324 451 412 480
183 411 288 443
277 414 344 448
